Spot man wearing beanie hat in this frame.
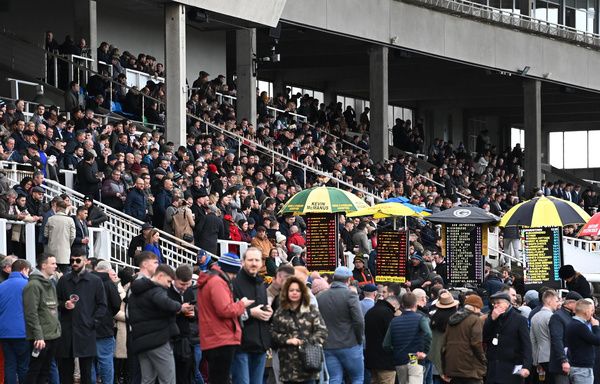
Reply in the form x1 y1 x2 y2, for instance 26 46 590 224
442 293 486 383
559 265 592 299
405 254 430 289
483 291 532 382
197 253 254 383
317 266 365 383
548 290 582 383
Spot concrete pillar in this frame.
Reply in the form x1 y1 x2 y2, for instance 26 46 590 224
165 3 187 147
236 29 257 124
524 79 542 195
74 0 98 71
369 46 389 163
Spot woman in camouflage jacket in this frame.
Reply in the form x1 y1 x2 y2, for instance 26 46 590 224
271 275 328 383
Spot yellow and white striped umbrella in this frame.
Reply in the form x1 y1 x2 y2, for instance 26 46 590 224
279 186 369 215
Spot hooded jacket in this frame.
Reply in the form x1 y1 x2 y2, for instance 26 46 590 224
442 308 486 379
197 266 246 351
128 277 181 354
0 271 29 338
23 269 61 341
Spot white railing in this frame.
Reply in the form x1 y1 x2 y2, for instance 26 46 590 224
6 78 39 101
564 235 600 254
0 219 36 265
125 68 164 89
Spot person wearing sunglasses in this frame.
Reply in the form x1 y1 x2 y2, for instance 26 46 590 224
55 251 108 384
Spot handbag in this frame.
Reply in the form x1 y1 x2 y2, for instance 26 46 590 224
291 312 323 372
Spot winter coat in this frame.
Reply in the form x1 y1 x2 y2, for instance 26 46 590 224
22 269 61 341
383 310 432 366
352 267 374 287
127 277 181 354
442 308 486 380
567 273 592 298
232 268 271 353
316 281 364 349
91 271 121 338
44 212 76 265
549 306 574 373
87 205 108 227
101 178 125 210
124 188 147 221
0 272 29 338
194 212 225 255
113 282 128 359
430 306 457 376
152 189 172 229
406 261 430 288
271 304 328 382
171 206 195 239
56 270 108 358
143 242 164 264
483 306 532 383
76 161 101 198
197 266 246 351
365 299 396 370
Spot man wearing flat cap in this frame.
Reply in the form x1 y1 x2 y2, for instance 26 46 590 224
317 266 365 383
360 284 378 316
483 291 532 383
405 254 430 289
549 290 583 383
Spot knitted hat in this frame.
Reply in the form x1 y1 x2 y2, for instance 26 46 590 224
410 254 424 262
275 232 286 244
218 252 241 274
464 294 484 309
524 290 539 305
558 265 576 280
311 278 330 295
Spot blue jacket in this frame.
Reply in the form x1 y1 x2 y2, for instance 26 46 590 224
384 310 431 366
124 188 147 221
144 243 164 264
549 307 574 373
0 272 29 338
566 317 600 368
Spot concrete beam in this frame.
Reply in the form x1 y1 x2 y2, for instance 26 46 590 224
524 79 542 195
369 46 389 163
165 3 187 147
236 28 257 124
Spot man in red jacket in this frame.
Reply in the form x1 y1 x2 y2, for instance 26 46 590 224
286 225 305 253
197 253 254 383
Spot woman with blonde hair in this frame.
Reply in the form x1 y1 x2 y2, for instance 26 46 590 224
271 276 328 384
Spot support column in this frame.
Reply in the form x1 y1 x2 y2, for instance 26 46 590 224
74 0 98 71
369 46 389 163
236 29 257 124
165 3 187 147
524 79 542 196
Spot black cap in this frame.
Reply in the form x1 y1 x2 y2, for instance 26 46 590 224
32 186 44 193
83 195 93 202
565 291 583 301
154 168 167 176
141 223 153 231
490 291 511 303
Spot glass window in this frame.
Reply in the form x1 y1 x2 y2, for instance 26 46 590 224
563 131 588 168
549 132 564 168
314 91 323 104
589 131 600 167
548 1 560 23
511 128 525 149
257 80 272 97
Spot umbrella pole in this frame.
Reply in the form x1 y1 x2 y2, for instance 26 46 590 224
394 218 397 230
404 216 407 231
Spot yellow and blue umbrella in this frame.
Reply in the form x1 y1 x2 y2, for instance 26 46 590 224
347 202 429 218
278 186 369 215
499 195 590 227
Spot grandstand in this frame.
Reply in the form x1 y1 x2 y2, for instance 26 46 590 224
0 0 600 278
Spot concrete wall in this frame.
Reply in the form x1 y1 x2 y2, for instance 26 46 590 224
281 0 600 92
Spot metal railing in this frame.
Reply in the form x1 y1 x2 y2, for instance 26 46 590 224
564 235 600 254
402 0 600 49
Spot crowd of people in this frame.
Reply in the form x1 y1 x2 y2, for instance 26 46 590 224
0 247 597 384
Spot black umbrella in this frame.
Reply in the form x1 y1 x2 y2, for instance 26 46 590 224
426 206 500 224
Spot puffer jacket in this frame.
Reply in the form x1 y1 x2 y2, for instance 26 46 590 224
22 269 61 341
442 309 486 380
271 304 328 382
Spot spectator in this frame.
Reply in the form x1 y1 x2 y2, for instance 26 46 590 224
441 294 486 383
90 261 121 384
565 299 600 384
530 289 561 382
549 291 582 383
56 251 108 384
231 248 273 384
152 177 173 229
317 266 365 384
72 206 90 257
0 259 31 384
270 275 328 384
101 169 126 210
44 199 75 272
83 196 108 227
124 177 148 221
197 253 253 383
352 222 372 255
127 223 153 265
143 228 164 264
483 291 532 383
352 255 374 287
360 283 378 316
405 254 430 289
23 254 61 384
76 152 101 200
559 265 592 299
429 291 459 382
365 294 400 384
383 292 432 383
194 204 225 256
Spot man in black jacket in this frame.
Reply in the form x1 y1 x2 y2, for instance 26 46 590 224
129 264 193 384
83 196 108 227
549 291 581 384
56 252 108 384
194 205 225 255
232 248 273 384
483 291 532 383
127 223 154 265
565 299 600 383
91 261 121 384
76 152 101 200
559 265 592 298
167 264 196 384
365 295 400 384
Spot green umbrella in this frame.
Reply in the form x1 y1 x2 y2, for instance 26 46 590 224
279 186 369 215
